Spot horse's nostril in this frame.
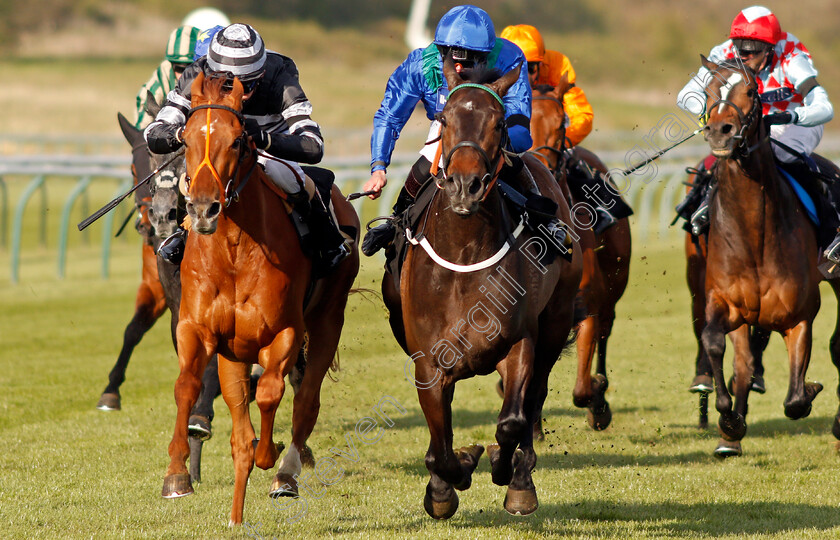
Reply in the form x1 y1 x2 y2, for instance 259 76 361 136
722 124 734 135
208 202 221 219
147 208 154 217
168 209 177 221
468 178 482 195
186 202 194 214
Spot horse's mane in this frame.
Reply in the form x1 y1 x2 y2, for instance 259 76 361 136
457 64 503 85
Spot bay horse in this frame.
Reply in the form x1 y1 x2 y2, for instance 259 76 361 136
698 55 840 456
161 73 359 526
529 78 632 431
382 58 582 518
683 162 770 429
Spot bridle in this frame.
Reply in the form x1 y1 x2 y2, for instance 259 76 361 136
706 64 764 157
183 103 258 207
528 93 568 173
439 83 509 198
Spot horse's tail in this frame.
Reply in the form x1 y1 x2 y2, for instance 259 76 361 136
562 296 588 355
325 288 382 382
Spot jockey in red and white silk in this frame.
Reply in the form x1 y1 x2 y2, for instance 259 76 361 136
677 5 833 163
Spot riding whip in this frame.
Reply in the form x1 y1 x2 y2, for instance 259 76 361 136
346 190 378 201
77 147 185 231
618 127 703 176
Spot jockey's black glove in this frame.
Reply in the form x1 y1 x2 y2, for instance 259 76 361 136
147 124 184 154
763 111 798 130
244 118 271 150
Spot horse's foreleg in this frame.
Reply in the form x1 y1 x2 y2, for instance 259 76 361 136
572 313 597 409
701 298 737 441
783 320 822 420
829 281 840 443
415 364 474 520
98 249 167 410
218 355 255 526
163 321 213 498
687 234 711 393
257 328 301 474
489 339 533 488
712 324 753 456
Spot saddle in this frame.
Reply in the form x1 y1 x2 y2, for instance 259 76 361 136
384 167 562 291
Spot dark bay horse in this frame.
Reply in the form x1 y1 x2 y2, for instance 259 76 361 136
699 56 840 456
161 73 359 525
383 59 582 518
96 112 171 411
529 79 632 430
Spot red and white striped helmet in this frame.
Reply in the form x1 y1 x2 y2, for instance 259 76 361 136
729 6 782 45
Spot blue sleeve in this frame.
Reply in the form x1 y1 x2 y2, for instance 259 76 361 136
371 50 426 172
495 40 532 153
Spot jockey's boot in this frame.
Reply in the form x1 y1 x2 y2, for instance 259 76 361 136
825 234 840 264
157 227 186 265
508 157 573 259
690 198 710 236
361 188 415 257
305 192 352 274
566 155 620 234
675 165 714 225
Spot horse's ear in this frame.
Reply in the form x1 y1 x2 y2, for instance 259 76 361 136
489 61 522 98
442 55 464 92
117 112 143 147
229 77 244 109
552 71 570 99
144 90 161 118
700 54 718 73
191 71 207 102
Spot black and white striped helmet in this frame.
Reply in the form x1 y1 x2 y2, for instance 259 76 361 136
206 23 266 82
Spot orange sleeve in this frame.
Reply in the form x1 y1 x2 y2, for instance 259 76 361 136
537 50 592 147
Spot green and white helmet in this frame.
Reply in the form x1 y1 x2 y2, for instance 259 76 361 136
165 26 200 65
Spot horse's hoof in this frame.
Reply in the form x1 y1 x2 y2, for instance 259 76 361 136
300 444 315 468
587 403 612 431
714 439 742 458
495 378 504 399
423 489 459 520
453 444 484 491
96 392 121 411
269 472 298 498
504 487 539 516
751 374 766 394
162 473 194 498
188 415 212 441
689 375 713 394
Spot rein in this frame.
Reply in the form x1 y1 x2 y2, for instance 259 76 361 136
184 104 256 207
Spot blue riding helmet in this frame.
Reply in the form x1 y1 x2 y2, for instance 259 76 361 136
433 5 495 52
193 25 225 61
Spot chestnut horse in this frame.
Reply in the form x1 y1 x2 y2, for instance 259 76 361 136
699 56 840 456
382 59 582 518
529 80 632 430
161 73 359 525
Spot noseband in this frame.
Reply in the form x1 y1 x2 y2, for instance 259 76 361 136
184 104 257 207
440 83 508 194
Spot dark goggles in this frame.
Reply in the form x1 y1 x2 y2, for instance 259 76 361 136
442 46 488 67
206 69 264 93
733 39 770 56
172 63 189 76
527 62 540 75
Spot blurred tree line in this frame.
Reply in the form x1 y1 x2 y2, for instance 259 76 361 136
0 0 604 51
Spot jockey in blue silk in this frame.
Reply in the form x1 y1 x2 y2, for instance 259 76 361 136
362 4 568 257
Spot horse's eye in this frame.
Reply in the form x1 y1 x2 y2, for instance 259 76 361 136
497 119 506 131
435 112 447 126
746 88 755 97
232 138 241 151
